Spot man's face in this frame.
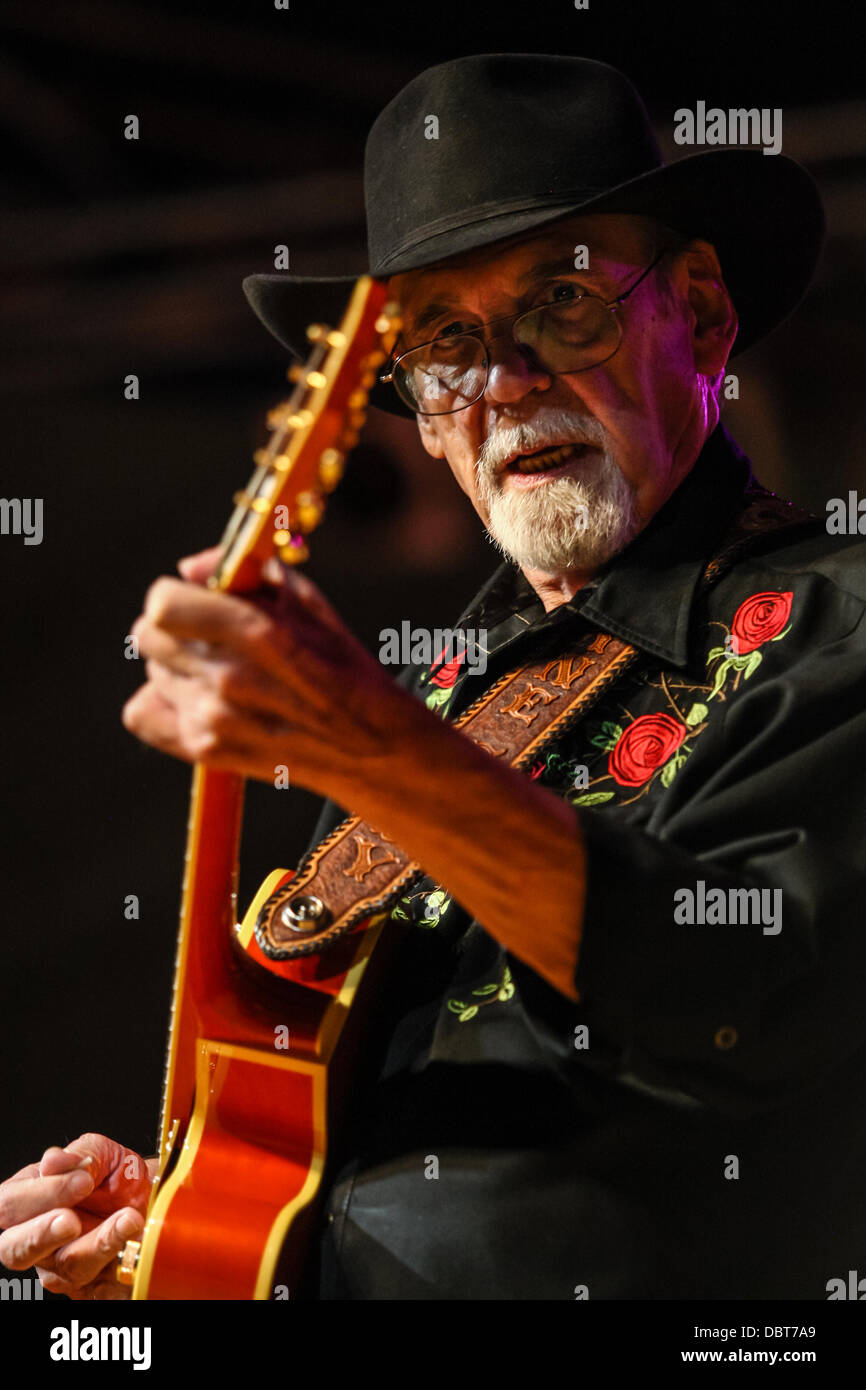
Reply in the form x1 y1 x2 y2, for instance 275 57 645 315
388 213 736 583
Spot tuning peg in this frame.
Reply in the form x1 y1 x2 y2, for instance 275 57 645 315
305 323 330 342
266 401 292 428
326 330 347 348
272 453 291 473
339 428 360 451
375 304 402 334
305 370 327 390
348 389 368 410
295 490 325 533
318 448 345 491
362 350 387 369
277 535 310 565
287 365 305 383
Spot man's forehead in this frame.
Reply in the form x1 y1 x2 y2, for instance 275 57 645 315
389 213 651 308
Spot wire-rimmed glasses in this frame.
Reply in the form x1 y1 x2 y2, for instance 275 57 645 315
380 250 667 415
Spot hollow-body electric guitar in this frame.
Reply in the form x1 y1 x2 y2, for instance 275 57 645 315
117 278 402 1299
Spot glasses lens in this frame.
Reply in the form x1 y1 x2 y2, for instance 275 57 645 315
394 333 487 415
390 298 624 414
515 298 620 373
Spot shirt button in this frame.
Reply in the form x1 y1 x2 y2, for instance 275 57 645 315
714 1025 738 1050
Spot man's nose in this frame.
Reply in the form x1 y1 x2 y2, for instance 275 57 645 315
482 335 551 406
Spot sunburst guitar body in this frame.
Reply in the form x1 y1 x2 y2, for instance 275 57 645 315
117 279 401 1298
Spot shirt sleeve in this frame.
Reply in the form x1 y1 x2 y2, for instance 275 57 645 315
573 606 866 1116
300 661 423 858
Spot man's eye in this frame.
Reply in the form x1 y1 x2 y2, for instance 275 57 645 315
436 321 469 338
548 283 581 302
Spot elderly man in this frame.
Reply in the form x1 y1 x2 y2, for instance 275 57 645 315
1 54 864 1301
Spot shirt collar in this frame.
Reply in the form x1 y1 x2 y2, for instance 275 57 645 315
451 423 755 673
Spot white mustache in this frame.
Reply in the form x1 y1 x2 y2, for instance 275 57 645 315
476 412 607 477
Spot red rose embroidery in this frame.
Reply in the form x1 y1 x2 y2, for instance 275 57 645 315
430 646 465 688
729 591 793 655
609 713 688 788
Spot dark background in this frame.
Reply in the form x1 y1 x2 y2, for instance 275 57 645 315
0 0 862 1245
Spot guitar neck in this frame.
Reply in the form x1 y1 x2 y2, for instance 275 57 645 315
154 277 401 1163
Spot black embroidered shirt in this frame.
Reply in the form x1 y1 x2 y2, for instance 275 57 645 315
307 423 866 1300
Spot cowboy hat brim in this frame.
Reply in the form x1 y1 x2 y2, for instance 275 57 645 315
243 147 824 420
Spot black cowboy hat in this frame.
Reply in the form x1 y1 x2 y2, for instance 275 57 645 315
243 53 824 420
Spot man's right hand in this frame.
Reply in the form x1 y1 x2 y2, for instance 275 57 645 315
0 1134 155 1300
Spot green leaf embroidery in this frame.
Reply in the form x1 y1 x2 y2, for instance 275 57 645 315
660 760 677 788
660 752 688 788
414 890 452 930
707 645 728 662
390 906 409 921
707 658 732 701
743 650 763 678
770 625 792 642
686 702 708 726
425 687 452 712
448 963 515 1023
589 720 623 752
570 791 616 806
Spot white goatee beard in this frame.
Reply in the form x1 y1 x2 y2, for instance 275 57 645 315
476 423 641 573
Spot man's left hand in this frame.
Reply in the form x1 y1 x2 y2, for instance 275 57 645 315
122 546 406 797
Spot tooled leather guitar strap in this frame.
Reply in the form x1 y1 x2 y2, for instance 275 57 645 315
255 487 817 960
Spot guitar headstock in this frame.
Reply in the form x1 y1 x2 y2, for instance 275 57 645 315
210 276 401 594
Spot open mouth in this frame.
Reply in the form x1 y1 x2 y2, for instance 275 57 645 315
504 442 591 476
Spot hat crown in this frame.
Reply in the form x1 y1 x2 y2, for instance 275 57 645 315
244 52 825 414
364 53 664 274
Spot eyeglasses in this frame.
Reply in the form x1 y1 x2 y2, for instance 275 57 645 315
380 249 667 416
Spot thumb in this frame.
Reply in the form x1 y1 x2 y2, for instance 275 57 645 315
39 1146 94 1178
47 1136 152 1213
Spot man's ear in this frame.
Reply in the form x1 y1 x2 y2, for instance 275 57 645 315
682 240 739 378
416 413 447 459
